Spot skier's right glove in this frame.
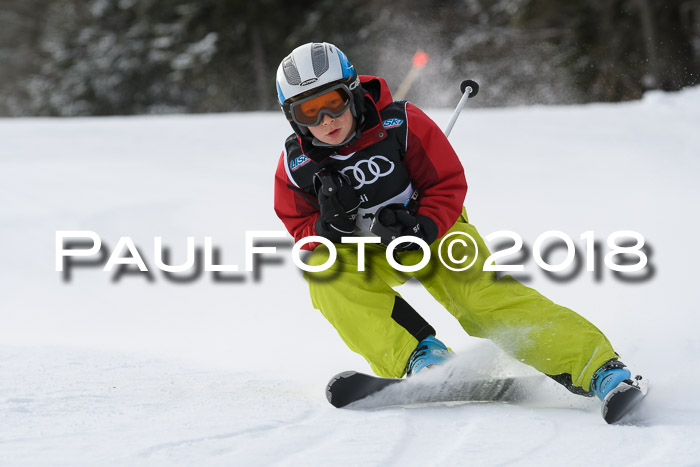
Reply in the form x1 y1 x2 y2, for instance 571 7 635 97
313 168 362 242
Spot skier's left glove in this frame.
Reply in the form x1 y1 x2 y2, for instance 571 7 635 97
370 204 438 251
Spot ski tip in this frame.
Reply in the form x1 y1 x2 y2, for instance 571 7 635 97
326 371 358 408
329 371 359 381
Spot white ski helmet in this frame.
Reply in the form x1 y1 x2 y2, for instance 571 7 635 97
276 42 362 132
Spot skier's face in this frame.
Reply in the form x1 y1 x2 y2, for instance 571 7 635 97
308 108 357 146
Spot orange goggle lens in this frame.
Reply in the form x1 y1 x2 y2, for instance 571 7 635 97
291 88 351 126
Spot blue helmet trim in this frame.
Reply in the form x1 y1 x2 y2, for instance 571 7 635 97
337 49 355 80
276 81 285 105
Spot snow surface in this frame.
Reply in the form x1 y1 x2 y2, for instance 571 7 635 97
2 88 700 466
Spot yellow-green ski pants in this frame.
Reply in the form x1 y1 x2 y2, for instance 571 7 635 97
304 208 617 392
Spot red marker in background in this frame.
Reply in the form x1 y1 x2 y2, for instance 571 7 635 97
412 50 429 69
394 50 430 101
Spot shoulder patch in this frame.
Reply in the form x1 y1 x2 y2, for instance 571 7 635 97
290 154 311 171
382 118 404 129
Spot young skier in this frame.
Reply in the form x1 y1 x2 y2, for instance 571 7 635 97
273 42 644 421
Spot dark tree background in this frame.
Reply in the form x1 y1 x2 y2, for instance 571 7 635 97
0 0 698 116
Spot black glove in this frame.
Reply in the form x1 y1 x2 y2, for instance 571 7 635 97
313 168 362 242
370 204 438 251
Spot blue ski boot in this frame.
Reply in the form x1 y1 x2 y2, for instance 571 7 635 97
591 360 631 400
406 335 452 377
591 360 648 424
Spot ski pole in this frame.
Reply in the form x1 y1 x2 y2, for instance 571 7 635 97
402 79 480 212
444 79 479 138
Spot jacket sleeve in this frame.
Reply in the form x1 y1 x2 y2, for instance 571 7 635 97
403 103 468 238
273 149 321 249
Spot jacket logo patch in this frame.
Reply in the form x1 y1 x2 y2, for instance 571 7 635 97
290 154 311 171
382 118 404 129
340 155 395 189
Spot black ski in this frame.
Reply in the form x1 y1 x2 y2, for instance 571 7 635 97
326 370 541 409
601 375 648 424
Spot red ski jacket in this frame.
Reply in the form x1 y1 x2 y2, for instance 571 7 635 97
274 75 467 249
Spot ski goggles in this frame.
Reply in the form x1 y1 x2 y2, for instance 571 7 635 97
289 85 353 127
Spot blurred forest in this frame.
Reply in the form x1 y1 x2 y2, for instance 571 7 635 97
0 0 698 116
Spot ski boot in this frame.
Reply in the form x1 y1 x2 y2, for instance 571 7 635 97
406 335 452 377
591 359 648 424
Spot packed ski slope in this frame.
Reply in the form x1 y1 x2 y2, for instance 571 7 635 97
2 87 700 466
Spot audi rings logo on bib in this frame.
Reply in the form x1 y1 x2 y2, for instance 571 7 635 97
340 156 395 189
